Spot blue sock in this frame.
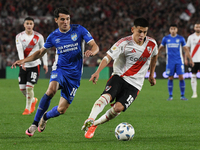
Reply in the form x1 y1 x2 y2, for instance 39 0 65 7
179 80 185 96
45 106 61 120
168 79 173 96
33 94 52 124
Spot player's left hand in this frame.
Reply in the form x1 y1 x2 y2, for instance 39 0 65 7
148 77 156 86
84 50 93 57
11 60 24 69
190 61 194 67
43 65 48 74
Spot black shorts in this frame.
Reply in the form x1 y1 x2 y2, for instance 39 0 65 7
191 63 200 73
102 75 139 112
18 65 40 85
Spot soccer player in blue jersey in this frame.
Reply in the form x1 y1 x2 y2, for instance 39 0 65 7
158 24 193 101
12 7 99 137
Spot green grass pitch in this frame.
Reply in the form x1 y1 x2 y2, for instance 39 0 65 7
0 78 200 150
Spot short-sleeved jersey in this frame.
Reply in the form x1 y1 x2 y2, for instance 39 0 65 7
107 35 158 91
16 31 47 68
44 24 93 83
186 33 200 62
161 34 186 65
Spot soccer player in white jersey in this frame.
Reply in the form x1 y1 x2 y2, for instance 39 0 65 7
15 17 48 115
158 24 193 101
12 7 99 137
81 18 158 139
185 23 200 98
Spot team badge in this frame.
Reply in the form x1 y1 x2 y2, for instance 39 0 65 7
71 33 78 41
33 38 37 44
105 86 111 91
147 46 152 53
176 39 180 43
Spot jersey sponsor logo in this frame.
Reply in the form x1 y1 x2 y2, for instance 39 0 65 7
105 86 111 91
71 33 78 41
130 56 149 62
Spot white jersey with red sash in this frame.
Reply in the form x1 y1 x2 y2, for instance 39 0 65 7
186 33 200 62
16 31 47 68
107 35 158 91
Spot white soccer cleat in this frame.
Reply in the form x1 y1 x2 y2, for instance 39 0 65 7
38 112 48 132
191 93 197 98
25 124 37 137
81 118 94 132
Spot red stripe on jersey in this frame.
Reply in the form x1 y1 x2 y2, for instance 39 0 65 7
24 34 39 58
191 39 200 58
121 41 155 77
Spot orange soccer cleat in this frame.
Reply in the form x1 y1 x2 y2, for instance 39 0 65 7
85 125 97 139
30 98 38 113
22 108 31 115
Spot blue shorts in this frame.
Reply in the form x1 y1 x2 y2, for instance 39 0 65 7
166 63 184 76
49 69 80 104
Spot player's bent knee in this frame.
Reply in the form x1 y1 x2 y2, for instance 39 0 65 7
113 102 124 113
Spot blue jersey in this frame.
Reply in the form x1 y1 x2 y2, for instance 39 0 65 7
161 34 186 65
44 24 93 82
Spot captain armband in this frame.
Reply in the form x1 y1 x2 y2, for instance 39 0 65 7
103 56 109 64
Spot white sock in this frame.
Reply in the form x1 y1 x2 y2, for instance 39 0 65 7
19 84 26 97
88 94 110 120
26 83 34 111
94 107 120 126
191 74 197 94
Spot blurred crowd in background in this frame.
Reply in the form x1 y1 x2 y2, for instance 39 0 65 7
0 0 200 69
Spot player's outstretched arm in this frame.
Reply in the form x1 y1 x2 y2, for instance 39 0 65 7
11 47 47 69
148 54 158 86
89 54 112 84
85 40 99 57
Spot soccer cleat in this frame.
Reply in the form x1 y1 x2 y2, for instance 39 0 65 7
191 93 197 98
81 118 94 132
38 112 48 132
25 124 37 137
180 96 188 101
85 125 97 139
167 96 173 101
22 108 31 115
30 97 38 113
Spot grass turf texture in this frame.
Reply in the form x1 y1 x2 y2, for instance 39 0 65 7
0 78 200 150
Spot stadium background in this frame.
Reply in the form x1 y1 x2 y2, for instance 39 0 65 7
0 0 199 79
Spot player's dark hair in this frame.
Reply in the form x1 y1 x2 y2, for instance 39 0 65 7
134 18 149 27
54 7 70 18
24 17 34 22
169 24 178 28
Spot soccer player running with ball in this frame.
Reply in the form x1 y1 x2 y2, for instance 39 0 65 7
185 22 200 98
12 7 99 137
158 24 194 101
82 18 158 139
15 17 48 115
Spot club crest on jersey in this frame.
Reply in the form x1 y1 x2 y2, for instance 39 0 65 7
33 38 38 44
105 86 111 91
147 46 152 53
71 33 78 41
176 39 180 43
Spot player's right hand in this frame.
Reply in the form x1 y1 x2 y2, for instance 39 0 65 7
11 60 24 69
89 72 99 84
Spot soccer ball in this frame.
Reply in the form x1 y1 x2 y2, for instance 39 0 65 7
115 122 135 141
